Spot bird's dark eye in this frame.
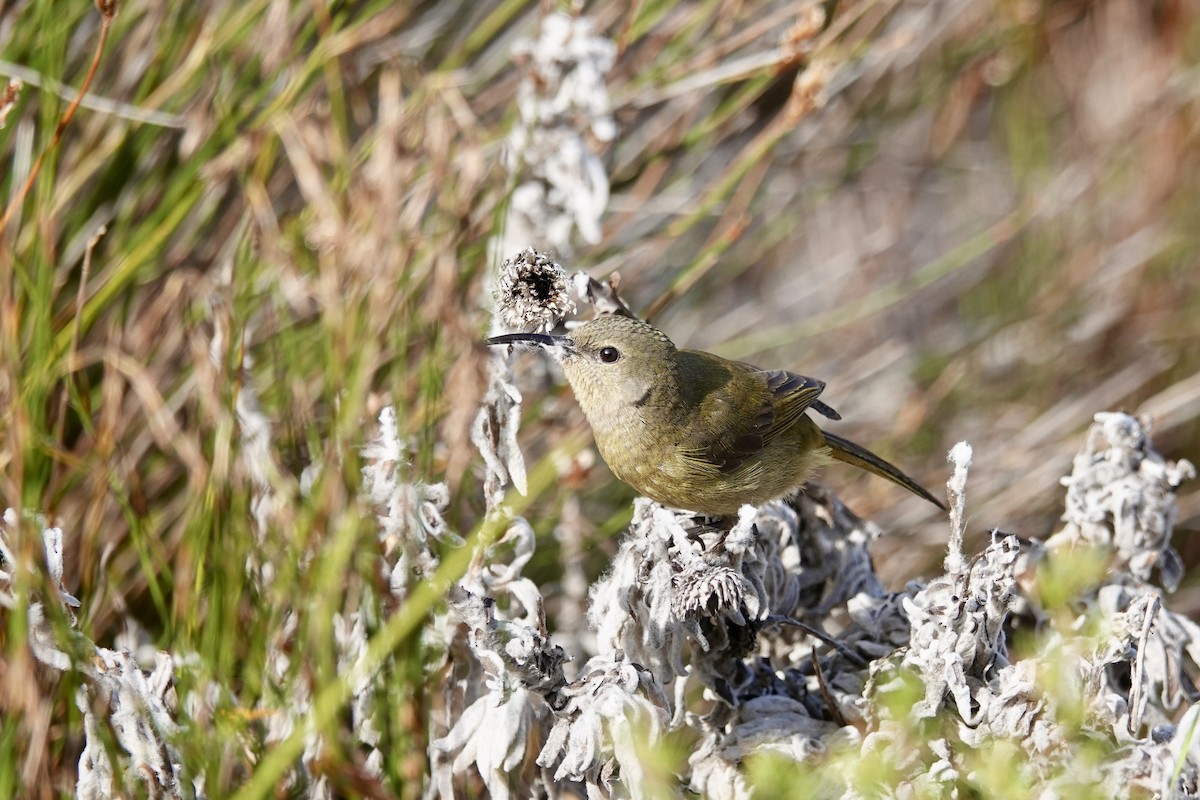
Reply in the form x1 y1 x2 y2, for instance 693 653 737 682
599 346 620 363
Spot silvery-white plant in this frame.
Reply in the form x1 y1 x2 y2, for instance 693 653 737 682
494 12 616 262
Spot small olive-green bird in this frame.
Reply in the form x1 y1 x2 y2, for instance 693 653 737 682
488 314 945 516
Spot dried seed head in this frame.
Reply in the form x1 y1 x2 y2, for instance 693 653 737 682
672 563 746 618
493 247 575 332
95 0 119 21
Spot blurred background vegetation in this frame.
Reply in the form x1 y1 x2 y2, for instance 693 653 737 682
1 0 1198 794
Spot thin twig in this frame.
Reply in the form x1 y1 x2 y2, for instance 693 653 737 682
767 614 868 668
812 645 849 726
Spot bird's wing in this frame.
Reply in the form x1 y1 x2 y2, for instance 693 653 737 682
757 368 835 429
678 364 830 475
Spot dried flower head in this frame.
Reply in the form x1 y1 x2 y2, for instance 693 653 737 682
492 247 575 333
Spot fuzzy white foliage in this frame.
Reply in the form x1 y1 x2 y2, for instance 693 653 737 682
434 587 564 798
536 653 674 798
362 406 460 597
75 689 115 800
1050 411 1195 589
512 13 617 144
570 270 636 318
86 648 185 795
587 500 772 687
40 398 463 798
334 610 383 775
900 532 1020 723
0 510 192 797
439 685 540 800
0 507 79 612
859 413 1200 797
945 440 972 574
259 405 459 790
481 249 577 504
495 12 616 260
472 350 530 502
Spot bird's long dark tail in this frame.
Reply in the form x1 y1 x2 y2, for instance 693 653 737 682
822 431 946 511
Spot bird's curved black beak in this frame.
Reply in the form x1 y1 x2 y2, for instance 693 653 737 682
487 332 560 347
486 332 571 349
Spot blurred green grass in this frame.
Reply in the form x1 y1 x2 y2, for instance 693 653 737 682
2 0 1199 795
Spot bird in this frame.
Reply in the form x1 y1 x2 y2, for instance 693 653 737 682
488 314 945 517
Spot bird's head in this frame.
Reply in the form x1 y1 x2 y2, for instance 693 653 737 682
487 315 677 421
